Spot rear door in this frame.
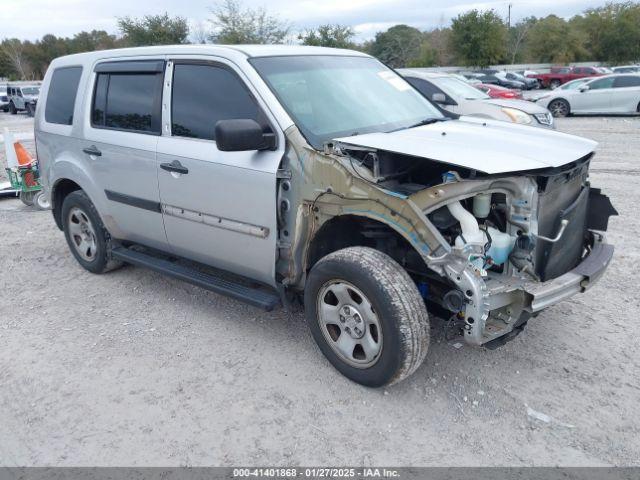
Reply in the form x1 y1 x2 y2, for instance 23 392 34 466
81 59 170 251
156 57 284 286
611 75 640 112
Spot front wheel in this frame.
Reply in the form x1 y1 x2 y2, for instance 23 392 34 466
304 247 430 387
25 103 35 117
548 99 570 117
549 79 561 89
9 102 17 115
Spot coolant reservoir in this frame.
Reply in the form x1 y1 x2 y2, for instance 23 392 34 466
486 227 516 265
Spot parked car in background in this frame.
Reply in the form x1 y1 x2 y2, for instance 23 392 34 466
528 77 590 102
5 84 40 116
475 74 525 90
535 74 640 117
399 70 553 128
528 66 602 89
477 83 523 100
597 67 613 74
495 71 538 89
0 87 9 112
612 65 640 74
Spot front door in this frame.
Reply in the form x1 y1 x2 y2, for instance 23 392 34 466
572 77 614 113
82 59 170 252
156 58 284 286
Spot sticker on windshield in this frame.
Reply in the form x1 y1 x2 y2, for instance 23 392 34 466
377 71 411 91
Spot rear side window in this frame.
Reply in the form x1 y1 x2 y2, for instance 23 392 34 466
613 76 640 88
45 67 83 125
171 63 263 141
91 70 163 134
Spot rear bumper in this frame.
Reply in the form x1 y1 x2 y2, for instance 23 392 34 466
523 234 613 312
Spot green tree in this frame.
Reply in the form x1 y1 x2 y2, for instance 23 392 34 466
118 13 189 46
576 2 640 62
451 10 507 67
299 24 356 49
208 0 290 44
525 15 587 63
368 25 423 68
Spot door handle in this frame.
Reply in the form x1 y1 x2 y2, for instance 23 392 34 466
160 160 189 175
82 145 102 156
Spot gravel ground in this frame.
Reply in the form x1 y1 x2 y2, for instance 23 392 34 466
0 111 639 467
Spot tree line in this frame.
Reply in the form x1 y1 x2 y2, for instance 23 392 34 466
2 0 639 79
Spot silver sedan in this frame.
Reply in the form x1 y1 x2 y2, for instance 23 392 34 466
535 74 640 117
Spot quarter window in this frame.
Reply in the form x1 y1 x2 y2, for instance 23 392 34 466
45 66 83 125
171 63 264 141
91 71 163 134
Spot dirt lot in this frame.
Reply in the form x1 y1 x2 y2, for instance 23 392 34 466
1 111 639 467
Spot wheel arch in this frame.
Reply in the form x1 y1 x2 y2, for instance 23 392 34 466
306 214 429 276
51 178 83 230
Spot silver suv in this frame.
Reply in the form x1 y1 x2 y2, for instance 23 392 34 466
6 83 40 116
36 46 617 387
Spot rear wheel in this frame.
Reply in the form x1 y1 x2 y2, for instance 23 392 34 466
548 99 570 117
61 190 122 274
549 79 561 89
305 247 430 387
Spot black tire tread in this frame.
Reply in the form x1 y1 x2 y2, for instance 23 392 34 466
62 190 123 273
313 247 429 385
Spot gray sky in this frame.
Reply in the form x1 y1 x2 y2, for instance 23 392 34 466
2 0 610 42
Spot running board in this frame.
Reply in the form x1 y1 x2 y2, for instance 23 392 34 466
111 247 281 311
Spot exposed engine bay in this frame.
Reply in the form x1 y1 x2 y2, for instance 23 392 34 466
333 144 617 347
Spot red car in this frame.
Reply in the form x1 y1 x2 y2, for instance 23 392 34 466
527 66 602 89
477 83 523 100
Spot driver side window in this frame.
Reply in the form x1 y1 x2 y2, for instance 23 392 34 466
588 77 615 90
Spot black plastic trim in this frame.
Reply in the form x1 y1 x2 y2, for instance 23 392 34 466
111 247 280 311
94 60 165 73
104 190 161 213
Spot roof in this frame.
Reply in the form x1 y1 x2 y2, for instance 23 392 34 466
50 44 369 68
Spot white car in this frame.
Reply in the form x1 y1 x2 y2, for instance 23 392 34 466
399 69 554 128
535 74 640 117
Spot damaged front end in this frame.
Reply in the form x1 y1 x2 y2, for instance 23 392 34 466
320 136 617 348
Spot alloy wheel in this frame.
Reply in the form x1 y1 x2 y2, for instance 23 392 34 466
67 207 98 261
317 280 383 368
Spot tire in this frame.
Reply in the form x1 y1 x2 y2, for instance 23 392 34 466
61 190 122 274
19 190 35 206
304 247 430 387
26 103 34 117
548 98 570 117
9 102 17 115
637 101 640 113
32 191 50 210
549 79 561 89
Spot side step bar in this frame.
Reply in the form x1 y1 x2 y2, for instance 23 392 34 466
111 247 281 311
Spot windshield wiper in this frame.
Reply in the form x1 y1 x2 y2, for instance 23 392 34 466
394 117 449 132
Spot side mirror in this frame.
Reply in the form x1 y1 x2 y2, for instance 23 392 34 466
431 93 447 104
214 119 276 152
579 85 590 92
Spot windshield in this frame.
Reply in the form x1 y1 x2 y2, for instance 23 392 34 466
21 87 39 95
250 55 444 149
432 76 489 100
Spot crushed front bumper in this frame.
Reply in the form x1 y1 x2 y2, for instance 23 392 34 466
463 232 613 346
524 236 613 312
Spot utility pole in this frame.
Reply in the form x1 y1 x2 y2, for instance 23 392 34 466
507 3 512 29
